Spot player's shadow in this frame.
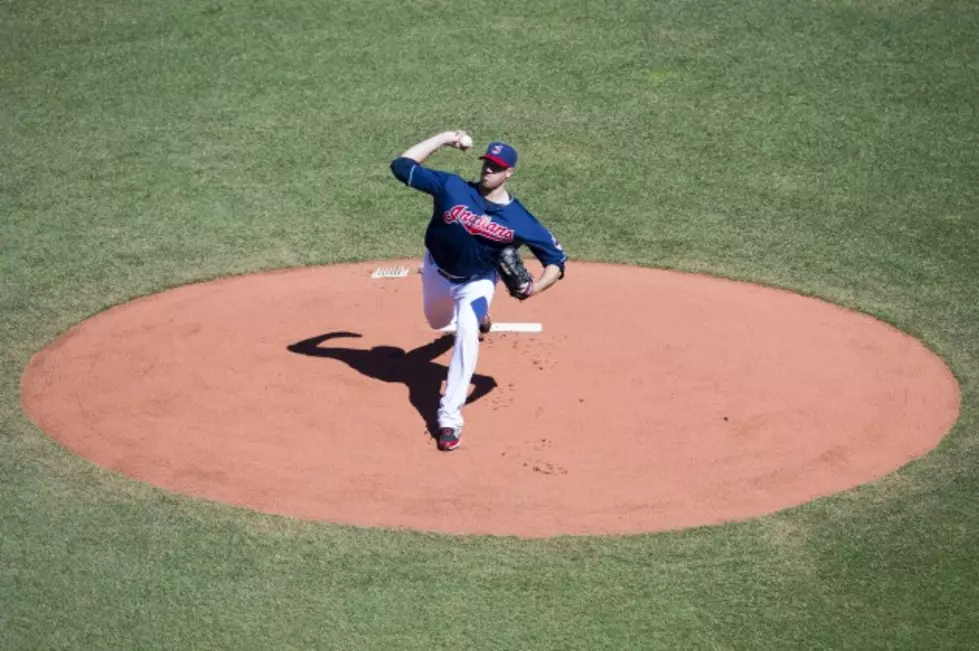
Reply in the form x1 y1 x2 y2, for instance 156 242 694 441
286 332 497 439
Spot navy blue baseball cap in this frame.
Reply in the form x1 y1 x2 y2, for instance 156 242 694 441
480 141 518 169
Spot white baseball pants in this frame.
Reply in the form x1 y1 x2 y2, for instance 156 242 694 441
421 251 497 431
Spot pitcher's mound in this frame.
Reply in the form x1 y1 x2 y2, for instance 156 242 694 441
21 262 959 537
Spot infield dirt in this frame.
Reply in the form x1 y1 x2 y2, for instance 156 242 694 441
21 262 960 537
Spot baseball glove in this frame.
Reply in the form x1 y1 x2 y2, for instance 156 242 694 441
496 246 534 300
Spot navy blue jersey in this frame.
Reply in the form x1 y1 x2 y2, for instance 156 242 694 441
390 157 567 279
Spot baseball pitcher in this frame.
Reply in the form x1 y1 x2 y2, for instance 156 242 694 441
390 130 567 451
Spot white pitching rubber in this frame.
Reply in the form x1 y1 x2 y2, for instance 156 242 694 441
440 322 543 334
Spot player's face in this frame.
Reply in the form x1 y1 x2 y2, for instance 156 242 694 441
479 160 512 191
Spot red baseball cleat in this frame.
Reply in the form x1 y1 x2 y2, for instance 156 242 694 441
437 427 461 451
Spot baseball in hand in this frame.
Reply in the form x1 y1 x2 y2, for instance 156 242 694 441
459 134 473 150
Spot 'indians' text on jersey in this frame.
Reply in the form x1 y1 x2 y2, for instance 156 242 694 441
390 156 567 279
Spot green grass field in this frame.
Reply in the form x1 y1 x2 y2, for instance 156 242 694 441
3 0 978 648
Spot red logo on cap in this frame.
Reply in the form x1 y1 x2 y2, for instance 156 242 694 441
491 145 503 155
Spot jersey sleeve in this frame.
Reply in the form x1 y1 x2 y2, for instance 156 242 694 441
512 202 568 274
390 157 453 196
